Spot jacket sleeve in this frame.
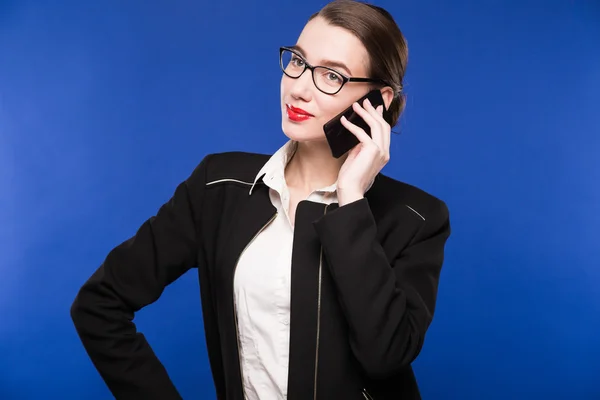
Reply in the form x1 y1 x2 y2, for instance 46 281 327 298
312 197 451 379
70 155 219 399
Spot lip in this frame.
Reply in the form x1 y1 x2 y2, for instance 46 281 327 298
286 104 314 122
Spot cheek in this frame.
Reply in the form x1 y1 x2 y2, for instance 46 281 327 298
316 98 346 124
280 75 295 99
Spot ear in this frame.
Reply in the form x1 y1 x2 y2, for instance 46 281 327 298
381 86 395 110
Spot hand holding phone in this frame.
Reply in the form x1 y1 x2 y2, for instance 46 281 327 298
323 89 392 158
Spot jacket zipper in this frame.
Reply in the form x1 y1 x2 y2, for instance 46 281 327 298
362 388 374 400
313 205 328 400
232 213 278 399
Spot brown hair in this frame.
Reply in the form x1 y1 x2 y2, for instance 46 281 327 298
309 0 408 127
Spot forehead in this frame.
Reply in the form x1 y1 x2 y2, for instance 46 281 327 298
295 16 369 76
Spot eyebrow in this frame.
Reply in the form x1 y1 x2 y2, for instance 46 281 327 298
290 44 353 76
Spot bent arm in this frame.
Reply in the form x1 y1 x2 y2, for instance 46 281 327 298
70 156 212 399
313 198 451 379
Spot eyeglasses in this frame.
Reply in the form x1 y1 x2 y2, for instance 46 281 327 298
279 46 390 95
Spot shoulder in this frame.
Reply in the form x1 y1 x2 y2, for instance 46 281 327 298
185 151 271 187
368 173 449 224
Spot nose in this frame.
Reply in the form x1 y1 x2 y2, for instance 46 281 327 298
287 68 314 102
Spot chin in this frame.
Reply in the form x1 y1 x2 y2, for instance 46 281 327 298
282 119 326 143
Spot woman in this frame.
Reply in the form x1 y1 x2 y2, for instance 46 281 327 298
70 1 451 399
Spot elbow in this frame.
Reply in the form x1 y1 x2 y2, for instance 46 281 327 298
69 267 120 331
70 276 109 334
69 274 137 343
70 288 90 332
69 289 99 353
70 291 82 322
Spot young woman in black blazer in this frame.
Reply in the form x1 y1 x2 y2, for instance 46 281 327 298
71 1 451 399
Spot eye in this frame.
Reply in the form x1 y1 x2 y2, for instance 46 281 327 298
291 55 305 67
325 71 342 82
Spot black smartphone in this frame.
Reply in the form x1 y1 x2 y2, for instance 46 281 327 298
323 89 392 158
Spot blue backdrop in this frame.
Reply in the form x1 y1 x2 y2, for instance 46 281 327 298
1 0 598 398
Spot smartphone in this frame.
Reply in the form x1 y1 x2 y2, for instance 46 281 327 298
323 89 392 158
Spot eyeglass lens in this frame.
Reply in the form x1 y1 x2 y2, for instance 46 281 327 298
280 49 345 94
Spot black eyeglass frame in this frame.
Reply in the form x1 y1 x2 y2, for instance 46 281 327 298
279 46 391 95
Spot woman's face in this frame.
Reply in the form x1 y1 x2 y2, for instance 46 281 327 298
280 16 372 144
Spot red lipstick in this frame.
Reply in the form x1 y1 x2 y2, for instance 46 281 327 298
286 104 313 122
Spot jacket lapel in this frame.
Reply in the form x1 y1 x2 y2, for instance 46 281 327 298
287 200 330 400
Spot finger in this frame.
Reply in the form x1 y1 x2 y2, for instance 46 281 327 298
362 98 388 129
340 114 371 145
353 100 381 131
361 100 390 160
361 99 389 149
351 101 383 149
362 98 384 121
377 105 391 150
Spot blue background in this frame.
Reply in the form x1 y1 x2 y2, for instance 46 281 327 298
1 0 599 398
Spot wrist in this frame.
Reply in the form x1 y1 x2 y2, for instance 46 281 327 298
337 190 364 206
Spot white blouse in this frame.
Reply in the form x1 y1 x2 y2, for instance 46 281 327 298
233 140 338 400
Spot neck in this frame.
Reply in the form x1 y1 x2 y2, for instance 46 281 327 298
285 140 346 193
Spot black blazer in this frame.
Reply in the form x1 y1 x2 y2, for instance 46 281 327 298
70 151 451 400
